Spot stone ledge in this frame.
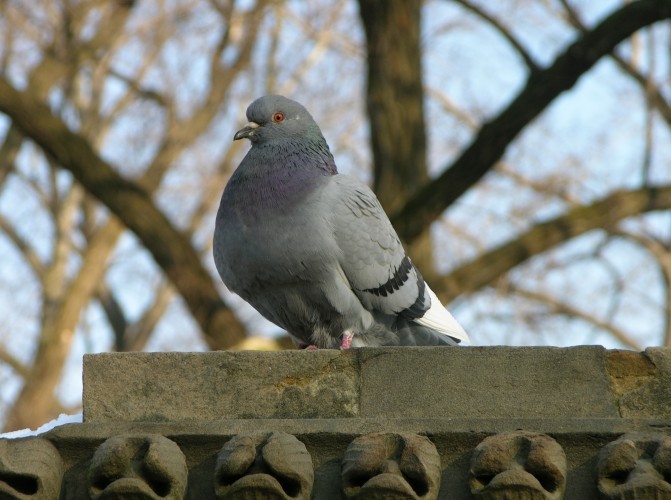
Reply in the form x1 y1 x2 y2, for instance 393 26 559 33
2 346 670 499
47 417 671 438
83 346 671 422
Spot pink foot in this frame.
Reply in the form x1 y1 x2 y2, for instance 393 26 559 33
340 331 353 350
297 343 319 350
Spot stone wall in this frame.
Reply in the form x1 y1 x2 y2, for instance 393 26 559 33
1 346 670 499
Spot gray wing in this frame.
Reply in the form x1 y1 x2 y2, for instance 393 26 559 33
327 175 428 318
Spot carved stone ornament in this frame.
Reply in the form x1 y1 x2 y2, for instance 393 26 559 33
469 431 567 500
341 432 442 500
214 431 314 500
0 437 63 500
597 433 671 499
87 434 187 500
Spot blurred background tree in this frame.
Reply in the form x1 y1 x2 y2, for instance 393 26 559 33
0 0 669 430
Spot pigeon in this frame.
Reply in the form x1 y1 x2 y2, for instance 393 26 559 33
213 95 469 349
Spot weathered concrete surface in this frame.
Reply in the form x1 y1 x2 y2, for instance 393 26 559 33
359 346 617 418
83 350 359 422
84 346 671 423
609 348 671 419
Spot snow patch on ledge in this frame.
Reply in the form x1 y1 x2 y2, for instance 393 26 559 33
0 413 82 439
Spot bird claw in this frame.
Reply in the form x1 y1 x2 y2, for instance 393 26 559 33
340 331 353 350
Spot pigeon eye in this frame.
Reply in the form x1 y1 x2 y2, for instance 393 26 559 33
272 112 285 123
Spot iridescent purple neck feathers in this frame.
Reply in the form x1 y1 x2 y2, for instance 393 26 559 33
222 137 337 220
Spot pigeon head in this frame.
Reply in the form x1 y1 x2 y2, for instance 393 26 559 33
233 95 323 145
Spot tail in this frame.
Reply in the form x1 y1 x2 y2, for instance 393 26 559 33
356 285 470 347
413 285 470 344
355 316 461 346
395 318 462 346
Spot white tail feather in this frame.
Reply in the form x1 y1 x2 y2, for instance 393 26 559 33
415 285 470 343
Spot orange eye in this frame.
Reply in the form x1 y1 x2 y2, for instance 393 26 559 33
272 112 285 123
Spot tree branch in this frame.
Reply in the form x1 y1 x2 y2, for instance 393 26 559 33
435 185 671 301
0 77 247 350
508 286 642 350
140 0 269 190
96 281 128 351
612 229 671 347
559 0 671 130
125 282 174 352
393 0 671 243
0 213 44 279
0 348 29 379
0 125 23 187
452 0 539 71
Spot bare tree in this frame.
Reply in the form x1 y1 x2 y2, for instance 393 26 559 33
0 0 269 430
0 0 670 430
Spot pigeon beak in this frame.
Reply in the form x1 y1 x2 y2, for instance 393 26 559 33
233 122 260 141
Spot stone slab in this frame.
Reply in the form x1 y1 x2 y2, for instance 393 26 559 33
84 346 671 423
83 350 359 422
616 347 671 419
359 345 619 418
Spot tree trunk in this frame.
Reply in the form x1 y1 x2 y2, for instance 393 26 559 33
358 0 435 274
